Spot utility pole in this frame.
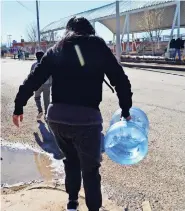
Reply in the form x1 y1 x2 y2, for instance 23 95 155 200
36 0 41 49
7 35 12 48
116 0 121 62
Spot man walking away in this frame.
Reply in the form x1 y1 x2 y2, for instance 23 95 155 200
13 17 132 211
169 38 175 58
174 38 182 61
31 51 52 119
18 49 21 60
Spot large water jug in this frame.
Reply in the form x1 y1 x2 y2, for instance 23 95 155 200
104 120 148 165
110 107 149 136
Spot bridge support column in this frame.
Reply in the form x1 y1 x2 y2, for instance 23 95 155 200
166 2 179 57
177 0 180 38
92 21 96 31
126 13 130 53
51 31 55 42
121 14 128 52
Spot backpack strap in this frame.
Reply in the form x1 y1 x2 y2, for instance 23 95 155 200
103 79 114 93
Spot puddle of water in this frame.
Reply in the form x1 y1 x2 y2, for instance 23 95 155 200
1 145 65 186
1 143 109 201
1 120 66 186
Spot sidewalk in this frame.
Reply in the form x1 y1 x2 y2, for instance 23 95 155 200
1 182 124 211
121 62 185 71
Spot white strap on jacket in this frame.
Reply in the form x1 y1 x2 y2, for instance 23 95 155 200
74 45 85 67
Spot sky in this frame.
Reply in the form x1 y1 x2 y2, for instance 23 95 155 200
1 0 113 45
1 0 185 46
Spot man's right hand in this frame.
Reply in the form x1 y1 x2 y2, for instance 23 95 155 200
125 115 131 121
120 114 131 121
121 110 132 121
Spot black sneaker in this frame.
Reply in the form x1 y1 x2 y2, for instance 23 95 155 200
67 200 79 211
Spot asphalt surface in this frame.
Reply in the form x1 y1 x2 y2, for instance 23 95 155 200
1 58 185 211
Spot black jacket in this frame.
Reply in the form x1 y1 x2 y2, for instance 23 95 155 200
175 38 183 49
14 35 132 118
170 39 176 49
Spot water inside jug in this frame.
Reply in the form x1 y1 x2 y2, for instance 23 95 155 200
105 121 148 165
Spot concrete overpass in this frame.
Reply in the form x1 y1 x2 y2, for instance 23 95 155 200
41 0 185 60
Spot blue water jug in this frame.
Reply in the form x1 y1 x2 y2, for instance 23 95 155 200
110 107 149 136
104 121 148 165
105 107 149 165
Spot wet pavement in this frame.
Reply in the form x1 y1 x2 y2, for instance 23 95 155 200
1 118 65 186
1 146 55 185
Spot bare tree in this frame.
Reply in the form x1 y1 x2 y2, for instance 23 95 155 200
27 23 60 42
138 8 164 55
26 23 61 51
26 23 37 43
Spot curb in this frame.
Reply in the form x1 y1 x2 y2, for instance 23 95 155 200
121 62 185 71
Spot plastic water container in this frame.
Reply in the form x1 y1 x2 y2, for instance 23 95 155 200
110 107 149 136
104 121 148 165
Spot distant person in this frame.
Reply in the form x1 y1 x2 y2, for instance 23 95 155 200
174 38 182 60
13 49 17 59
180 38 184 49
22 51 25 60
169 38 176 58
17 50 20 60
13 17 132 211
1 49 5 58
18 49 22 60
31 51 52 119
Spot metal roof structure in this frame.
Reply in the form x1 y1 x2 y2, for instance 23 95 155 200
41 0 185 34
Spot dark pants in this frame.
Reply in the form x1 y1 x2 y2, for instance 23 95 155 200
48 122 102 211
174 48 181 60
35 84 50 114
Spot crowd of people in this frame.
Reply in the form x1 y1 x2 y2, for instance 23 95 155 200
1 48 30 60
1 49 7 58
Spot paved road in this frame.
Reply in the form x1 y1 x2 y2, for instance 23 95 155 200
1 59 185 211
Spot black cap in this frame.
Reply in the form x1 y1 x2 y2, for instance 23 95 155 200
36 51 44 61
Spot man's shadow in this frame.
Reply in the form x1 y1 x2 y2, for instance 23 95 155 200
33 120 64 160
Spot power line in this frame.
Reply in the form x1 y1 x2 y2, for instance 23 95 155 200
16 1 35 14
